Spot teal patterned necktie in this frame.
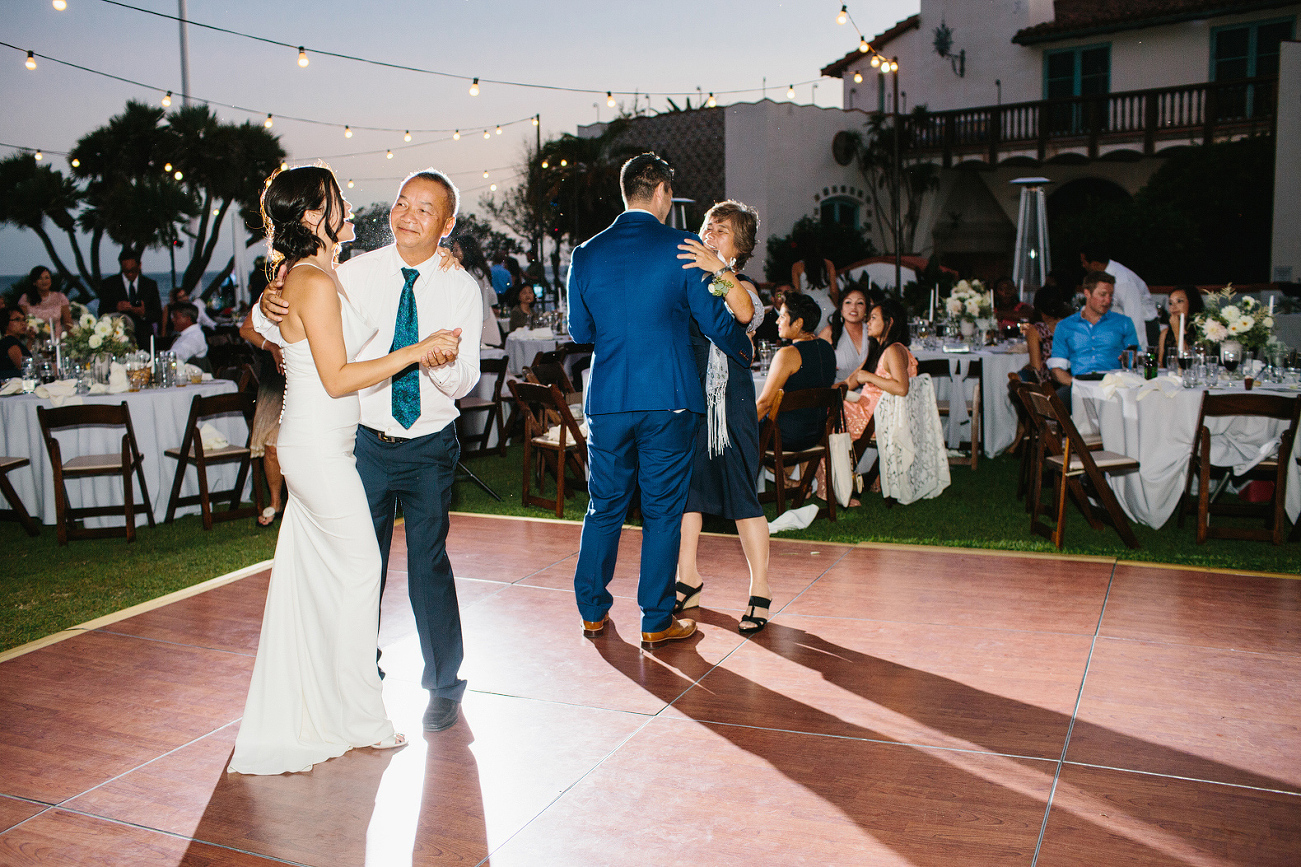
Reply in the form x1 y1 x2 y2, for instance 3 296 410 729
390 267 421 429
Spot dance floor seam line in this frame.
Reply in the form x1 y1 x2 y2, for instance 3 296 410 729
1030 561 1119 867
90 628 259 657
1059 759 1301 797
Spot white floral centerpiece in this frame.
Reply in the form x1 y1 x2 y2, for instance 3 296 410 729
62 312 136 362
1193 285 1276 352
944 279 994 335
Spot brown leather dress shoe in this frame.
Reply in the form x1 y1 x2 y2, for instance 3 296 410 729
582 614 609 637
640 618 697 649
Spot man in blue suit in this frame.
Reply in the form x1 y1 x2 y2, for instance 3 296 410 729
567 153 752 650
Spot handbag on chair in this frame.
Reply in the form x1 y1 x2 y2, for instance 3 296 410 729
827 404 861 508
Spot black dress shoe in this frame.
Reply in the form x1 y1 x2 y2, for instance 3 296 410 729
423 696 460 732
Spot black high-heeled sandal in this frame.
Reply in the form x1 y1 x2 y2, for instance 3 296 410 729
674 580 703 613
738 595 771 635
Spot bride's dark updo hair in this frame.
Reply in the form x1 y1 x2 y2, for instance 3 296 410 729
260 165 345 269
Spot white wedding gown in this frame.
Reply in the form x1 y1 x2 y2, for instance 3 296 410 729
228 286 396 775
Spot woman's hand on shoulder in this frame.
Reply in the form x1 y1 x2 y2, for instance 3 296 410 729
677 238 725 273
436 247 462 273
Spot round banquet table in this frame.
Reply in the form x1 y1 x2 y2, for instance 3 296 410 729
914 347 1029 457
0 380 247 526
1071 377 1301 529
504 330 559 375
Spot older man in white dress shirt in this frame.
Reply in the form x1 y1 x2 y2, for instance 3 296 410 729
259 169 481 733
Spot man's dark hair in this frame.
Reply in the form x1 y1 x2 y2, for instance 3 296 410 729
1079 245 1110 265
620 153 673 204
1082 270 1116 292
118 248 141 263
401 168 460 217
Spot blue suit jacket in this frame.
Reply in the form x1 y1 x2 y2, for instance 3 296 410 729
567 211 753 416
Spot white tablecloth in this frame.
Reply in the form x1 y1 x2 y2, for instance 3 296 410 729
0 380 246 526
1072 379 1301 528
504 330 559 375
914 347 1029 457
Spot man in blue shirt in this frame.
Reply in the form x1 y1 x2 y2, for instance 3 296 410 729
1048 271 1139 401
490 253 512 301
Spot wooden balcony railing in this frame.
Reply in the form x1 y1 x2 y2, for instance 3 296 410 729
902 76 1278 166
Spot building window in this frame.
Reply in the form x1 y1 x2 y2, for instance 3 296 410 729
1211 17 1294 119
821 196 860 229
1043 44 1110 134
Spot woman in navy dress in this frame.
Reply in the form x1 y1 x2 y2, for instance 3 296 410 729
674 201 771 634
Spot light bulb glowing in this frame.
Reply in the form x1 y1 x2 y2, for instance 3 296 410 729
386 150 393 159
854 71 863 83
162 91 172 107
70 158 79 167
347 179 354 188
541 160 549 169
174 170 183 180
264 114 273 128
279 161 287 171
344 125 352 138
870 55 881 68
560 158 567 167
34 151 43 161
25 51 36 70
889 60 898 73
404 130 411 142
496 125 502 135
212 208 220 216
859 38 869 53
297 47 308 67
483 170 489 178
453 129 460 140
483 130 491 139
837 5 848 25
606 91 615 108
532 115 540 126
164 162 173 172
490 183 497 191
53 0 67 9
469 77 479 96
707 93 716 107
786 84 795 99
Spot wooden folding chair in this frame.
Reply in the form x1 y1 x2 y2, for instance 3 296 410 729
164 390 261 530
216 363 258 393
1022 385 1141 549
1177 392 1300 545
37 401 155 545
918 357 982 469
0 456 40 537
1011 379 1104 510
507 380 588 518
524 359 583 418
456 356 509 458
758 385 844 522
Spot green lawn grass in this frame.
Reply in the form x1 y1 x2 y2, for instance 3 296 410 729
2 444 1296 653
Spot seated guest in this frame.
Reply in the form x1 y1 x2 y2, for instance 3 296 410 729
161 287 216 338
756 293 836 451
840 295 915 443
18 266 73 337
167 302 209 364
993 276 1034 327
1156 284 1204 363
507 284 537 333
1 309 34 380
1019 286 1074 383
1048 271 1139 400
819 286 878 385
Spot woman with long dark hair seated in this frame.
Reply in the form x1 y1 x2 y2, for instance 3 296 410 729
1020 286 1074 383
1156 284 1205 363
840 296 915 442
819 285 876 386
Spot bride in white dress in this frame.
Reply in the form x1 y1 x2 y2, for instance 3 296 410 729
229 166 449 775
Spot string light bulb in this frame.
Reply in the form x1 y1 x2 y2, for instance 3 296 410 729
854 71 863 83
707 92 716 107
541 159 549 168
490 183 497 191
70 158 80 167
34 151 43 161
483 170 489 178
483 129 491 139
212 208 220 216
453 129 460 140
495 125 502 135
469 77 479 96
297 46 308 67
532 115 540 126
786 84 795 99
164 162 173 172
404 130 411 142
279 161 287 171
870 54 881 68
606 91 615 108
344 125 352 138
386 150 393 159
174 170 183 180
347 179 354 188
162 91 172 107
859 37 869 53
888 60 898 73
53 0 68 9
560 158 567 167
264 114 273 128
25 51 36 70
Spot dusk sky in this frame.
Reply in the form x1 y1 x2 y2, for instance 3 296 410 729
1 0 919 280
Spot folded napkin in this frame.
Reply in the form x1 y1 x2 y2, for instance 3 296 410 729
768 503 819 533
87 382 108 395
107 362 130 393
199 423 229 451
941 344 971 354
1245 359 1264 377
34 380 84 407
181 363 203 380
1098 371 1145 399
0 378 22 396
537 420 589 445
1135 373 1184 401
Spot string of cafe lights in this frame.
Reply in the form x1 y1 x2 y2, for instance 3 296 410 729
835 3 900 77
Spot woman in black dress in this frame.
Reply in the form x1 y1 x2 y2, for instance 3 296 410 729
756 293 837 450
674 201 771 634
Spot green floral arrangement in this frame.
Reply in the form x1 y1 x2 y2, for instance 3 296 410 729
62 312 136 361
1193 285 1275 351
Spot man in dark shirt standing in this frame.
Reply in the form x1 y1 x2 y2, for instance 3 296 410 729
99 248 162 340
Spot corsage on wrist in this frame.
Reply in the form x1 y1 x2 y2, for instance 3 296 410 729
709 258 737 297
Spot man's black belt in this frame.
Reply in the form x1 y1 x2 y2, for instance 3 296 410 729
360 425 412 444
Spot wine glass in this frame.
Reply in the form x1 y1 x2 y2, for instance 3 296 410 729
1219 344 1240 376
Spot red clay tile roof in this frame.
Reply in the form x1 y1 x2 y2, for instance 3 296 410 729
821 14 921 78
1013 0 1297 45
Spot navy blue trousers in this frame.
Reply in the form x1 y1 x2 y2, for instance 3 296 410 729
355 422 466 701
574 410 699 633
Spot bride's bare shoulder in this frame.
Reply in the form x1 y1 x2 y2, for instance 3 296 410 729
282 263 339 305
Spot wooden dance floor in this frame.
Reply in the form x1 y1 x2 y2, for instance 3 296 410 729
1 513 1299 865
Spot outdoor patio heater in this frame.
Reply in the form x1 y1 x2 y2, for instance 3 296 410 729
1011 177 1052 302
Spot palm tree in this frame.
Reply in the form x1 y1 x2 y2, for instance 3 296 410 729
0 154 89 297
